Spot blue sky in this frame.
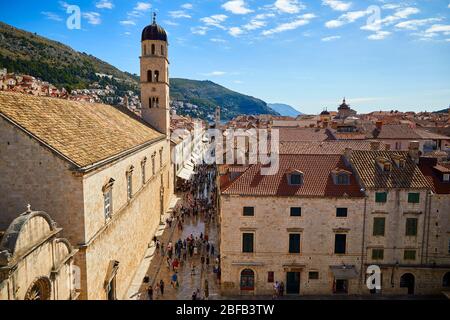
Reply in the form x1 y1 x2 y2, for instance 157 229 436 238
0 0 449 114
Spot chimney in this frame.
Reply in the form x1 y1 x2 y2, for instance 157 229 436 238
408 141 420 163
376 121 383 130
344 148 353 161
370 140 381 151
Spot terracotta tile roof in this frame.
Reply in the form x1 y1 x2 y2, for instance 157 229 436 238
278 127 332 142
0 91 164 168
418 158 450 194
221 154 364 197
369 124 421 139
279 141 388 155
350 150 431 189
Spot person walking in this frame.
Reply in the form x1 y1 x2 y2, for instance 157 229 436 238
147 285 153 300
171 272 178 289
159 279 165 296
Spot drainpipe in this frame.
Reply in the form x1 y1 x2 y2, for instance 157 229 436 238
423 190 432 265
360 193 368 292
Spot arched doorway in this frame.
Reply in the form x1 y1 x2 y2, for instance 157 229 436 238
240 269 255 292
400 273 415 295
25 277 51 300
443 272 450 287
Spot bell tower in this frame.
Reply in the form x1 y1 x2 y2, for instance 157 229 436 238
140 13 170 135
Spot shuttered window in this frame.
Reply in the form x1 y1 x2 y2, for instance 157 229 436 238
334 234 346 254
289 234 301 253
373 217 386 236
375 192 387 203
242 233 254 253
406 218 418 236
408 193 420 204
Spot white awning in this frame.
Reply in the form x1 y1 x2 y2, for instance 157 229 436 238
177 166 194 181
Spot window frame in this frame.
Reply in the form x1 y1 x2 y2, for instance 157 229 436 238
308 271 319 280
373 217 386 236
375 192 387 203
288 233 301 254
372 248 384 260
334 234 347 254
103 188 112 221
336 208 348 218
408 192 420 204
243 206 255 217
289 173 303 185
242 233 254 253
405 218 418 236
404 250 416 261
290 207 302 217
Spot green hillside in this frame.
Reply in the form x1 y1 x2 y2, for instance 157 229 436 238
0 21 277 120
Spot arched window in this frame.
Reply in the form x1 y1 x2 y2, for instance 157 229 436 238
161 45 164 56
240 269 255 291
400 273 415 294
154 70 160 82
148 70 153 82
143 45 147 55
25 277 52 300
156 97 159 108
151 44 155 55
443 272 450 287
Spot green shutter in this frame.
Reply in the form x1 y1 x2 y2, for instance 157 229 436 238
404 250 416 260
408 193 420 203
372 249 384 260
375 192 387 203
289 234 301 253
406 218 418 236
242 233 254 253
373 217 386 236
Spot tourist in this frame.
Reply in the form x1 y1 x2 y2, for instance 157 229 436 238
147 285 153 300
171 272 178 289
159 279 165 296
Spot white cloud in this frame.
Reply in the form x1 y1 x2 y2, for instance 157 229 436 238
426 24 450 34
134 2 151 11
382 3 402 10
325 9 369 28
169 10 191 19
210 38 227 43
164 20 180 26
83 12 101 25
262 15 314 36
222 0 253 15
322 0 351 12
395 18 442 30
274 0 305 14
120 20 136 25
96 0 114 9
181 3 193 10
201 15 228 29
368 31 391 40
203 71 227 76
41 12 63 22
229 27 244 37
361 7 420 32
322 35 341 41
191 26 209 35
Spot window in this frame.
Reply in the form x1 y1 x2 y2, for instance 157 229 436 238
443 174 450 182
373 217 386 236
309 272 319 280
334 234 346 254
337 174 350 185
141 158 147 185
404 250 416 260
408 193 420 204
161 45 165 56
242 233 254 253
104 188 112 220
143 44 147 55
126 167 134 200
443 272 450 287
448 238 450 254
289 234 301 254
159 149 163 168
290 207 301 217
372 249 384 260
154 70 160 82
243 206 254 216
267 272 274 283
240 269 255 291
383 163 392 172
151 44 155 55
336 208 348 217
147 70 152 82
406 218 418 236
289 173 303 185
151 155 156 175
375 192 387 203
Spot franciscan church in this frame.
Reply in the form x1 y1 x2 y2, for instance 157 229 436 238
0 16 174 299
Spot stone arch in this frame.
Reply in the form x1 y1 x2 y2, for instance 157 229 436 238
400 273 415 294
25 276 52 300
443 272 450 287
240 268 255 291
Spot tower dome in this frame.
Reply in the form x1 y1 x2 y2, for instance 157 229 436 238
338 98 349 110
141 13 167 42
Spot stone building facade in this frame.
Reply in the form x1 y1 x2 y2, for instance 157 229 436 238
0 209 78 300
0 19 174 300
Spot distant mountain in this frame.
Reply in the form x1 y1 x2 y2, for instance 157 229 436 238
434 107 449 114
170 78 278 120
0 21 278 120
268 103 302 117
